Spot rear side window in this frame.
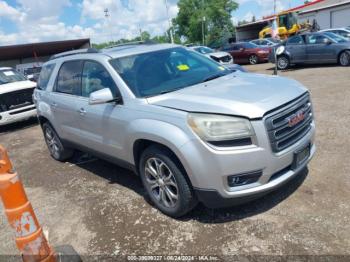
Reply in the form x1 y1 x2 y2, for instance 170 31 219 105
56 61 83 95
37 64 55 90
287 35 304 45
81 61 117 97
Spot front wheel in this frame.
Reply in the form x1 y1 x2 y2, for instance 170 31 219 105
249 54 258 65
339 51 350 66
42 123 73 161
139 145 197 217
277 55 290 70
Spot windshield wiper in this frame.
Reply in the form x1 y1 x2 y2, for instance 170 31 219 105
201 72 228 83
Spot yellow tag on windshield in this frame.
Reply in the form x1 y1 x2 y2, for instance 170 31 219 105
177 64 190 71
218 66 225 71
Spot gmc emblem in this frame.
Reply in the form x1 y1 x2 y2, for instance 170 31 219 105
287 111 305 127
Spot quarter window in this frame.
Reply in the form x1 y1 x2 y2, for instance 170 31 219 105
56 61 83 95
81 61 117 97
37 63 55 90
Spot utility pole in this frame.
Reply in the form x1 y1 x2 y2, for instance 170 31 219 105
202 0 205 46
104 8 113 43
164 0 174 44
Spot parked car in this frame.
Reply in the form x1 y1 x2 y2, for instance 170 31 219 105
221 42 271 65
0 67 37 126
189 46 234 65
35 44 315 217
270 32 350 70
320 28 350 40
250 38 281 47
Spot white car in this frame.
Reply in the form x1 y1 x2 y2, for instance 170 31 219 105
320 28 350 40
190 46 234 65
0 67 37 126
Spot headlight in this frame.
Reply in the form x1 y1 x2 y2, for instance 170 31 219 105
187 113 254 142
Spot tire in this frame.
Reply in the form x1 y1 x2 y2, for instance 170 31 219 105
277 55 290 70
339 51 350 66
139 145 197 217
42 122 74 161
249 54 258 65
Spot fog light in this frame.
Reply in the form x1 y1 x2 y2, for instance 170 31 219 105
227 171 262 187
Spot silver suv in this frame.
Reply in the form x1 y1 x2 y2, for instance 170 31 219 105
34 43 316 217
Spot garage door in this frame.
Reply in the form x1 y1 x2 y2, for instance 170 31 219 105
331 8 350 27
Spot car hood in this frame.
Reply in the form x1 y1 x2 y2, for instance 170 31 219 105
0 80 36 95
147 72 307 119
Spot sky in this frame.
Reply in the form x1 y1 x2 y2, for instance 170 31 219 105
0 0 307 46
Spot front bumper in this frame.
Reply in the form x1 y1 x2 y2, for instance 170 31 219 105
0 105 37 126
177 120 316 207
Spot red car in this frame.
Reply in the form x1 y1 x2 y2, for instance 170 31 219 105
221 42 271 65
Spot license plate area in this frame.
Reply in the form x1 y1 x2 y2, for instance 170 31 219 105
292 143 310 170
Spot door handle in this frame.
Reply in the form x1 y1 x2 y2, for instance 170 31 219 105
78 108 86 115
51 102 57 108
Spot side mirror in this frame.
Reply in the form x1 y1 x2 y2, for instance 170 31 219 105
324 38 332 45
89 88 115 105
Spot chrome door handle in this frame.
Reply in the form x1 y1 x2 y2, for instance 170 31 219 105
51 102 57 107
78 108 86 115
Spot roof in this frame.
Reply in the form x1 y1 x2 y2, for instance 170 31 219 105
0 67 12 70
236 17 274 29
299 0 350 14
103 43 179 58
0 38 90 61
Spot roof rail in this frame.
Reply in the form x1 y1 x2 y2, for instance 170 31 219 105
49 48 100 60
104 40 157 49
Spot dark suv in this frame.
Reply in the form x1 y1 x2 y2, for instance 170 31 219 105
221 42 271 65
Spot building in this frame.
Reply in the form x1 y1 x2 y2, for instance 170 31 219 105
235 0 350 42
0 38 91 69
298 0 350 29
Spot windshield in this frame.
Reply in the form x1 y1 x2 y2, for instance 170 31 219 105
266 38 280 43
0 69 27 85
323 32 348 43
110 47 231 98
194 46 214 54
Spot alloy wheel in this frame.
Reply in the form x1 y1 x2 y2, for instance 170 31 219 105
249 55 258 65
277 57 288 70
144 158 179 208
45 127 60 159
340 52 350 66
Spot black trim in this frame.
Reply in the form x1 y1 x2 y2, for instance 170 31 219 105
208 137 252 147
61 139 137 174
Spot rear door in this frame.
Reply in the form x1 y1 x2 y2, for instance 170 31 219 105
285 35 307 63
49 60 83 142
305 34 337 63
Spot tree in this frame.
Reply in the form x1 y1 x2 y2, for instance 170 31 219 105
173 0 238 44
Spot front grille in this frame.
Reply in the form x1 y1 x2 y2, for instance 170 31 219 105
265 93 313 152
0 88 35 112
220 55 232 63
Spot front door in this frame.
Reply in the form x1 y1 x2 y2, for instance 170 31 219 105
306 34 336 63
285 35 307 63
75 60 126 158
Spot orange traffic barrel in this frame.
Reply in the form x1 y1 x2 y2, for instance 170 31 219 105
0 145 56 262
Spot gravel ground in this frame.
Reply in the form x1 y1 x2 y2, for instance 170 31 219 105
0 63 349 261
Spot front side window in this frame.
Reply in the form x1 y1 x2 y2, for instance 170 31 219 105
56 61 83 95
0 69 27 85
306 34 329 44
81 61 117 97
38 64 55 90
110 47 230 98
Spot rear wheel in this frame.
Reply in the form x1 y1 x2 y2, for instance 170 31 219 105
339 51 350 66
42 123 73 161
277 55 290 70
139 145 197 217
249 54 258 65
